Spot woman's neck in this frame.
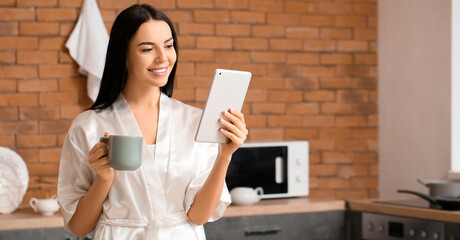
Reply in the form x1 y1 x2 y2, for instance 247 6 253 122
122 84 161 110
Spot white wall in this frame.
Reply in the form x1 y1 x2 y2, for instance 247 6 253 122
379 0 451 197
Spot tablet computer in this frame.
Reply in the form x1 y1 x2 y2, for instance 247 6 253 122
195 69 252 143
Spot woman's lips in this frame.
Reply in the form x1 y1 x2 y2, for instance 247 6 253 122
148 67 168 76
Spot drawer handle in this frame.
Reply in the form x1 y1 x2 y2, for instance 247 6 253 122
244 225 281 235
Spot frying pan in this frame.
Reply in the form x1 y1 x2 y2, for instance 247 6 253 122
397 190 460 210
416 178 460 196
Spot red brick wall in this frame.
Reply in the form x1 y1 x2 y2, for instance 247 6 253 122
0 0 377 208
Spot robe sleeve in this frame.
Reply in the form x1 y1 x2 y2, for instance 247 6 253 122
57 129 94 232
183 143 231 223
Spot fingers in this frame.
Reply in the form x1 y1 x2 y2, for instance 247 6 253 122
219 118 246 140
222 109 248 135
219 127 245 146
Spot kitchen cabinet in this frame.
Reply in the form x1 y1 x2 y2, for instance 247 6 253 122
204 211 345 240
0 227 89 240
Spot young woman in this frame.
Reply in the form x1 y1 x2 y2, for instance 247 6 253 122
57 4 247 240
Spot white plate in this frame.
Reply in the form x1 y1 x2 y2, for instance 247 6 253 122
0 147 29 214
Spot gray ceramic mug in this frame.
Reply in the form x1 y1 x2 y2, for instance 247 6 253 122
99 135 143 171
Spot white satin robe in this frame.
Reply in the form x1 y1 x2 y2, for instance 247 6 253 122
57 93 231 240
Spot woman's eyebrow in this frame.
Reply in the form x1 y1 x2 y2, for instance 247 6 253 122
137 37 174 46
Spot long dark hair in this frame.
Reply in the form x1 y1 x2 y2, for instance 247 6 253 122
89 4 178 110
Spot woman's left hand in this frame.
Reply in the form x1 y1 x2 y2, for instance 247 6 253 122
218 108 248 158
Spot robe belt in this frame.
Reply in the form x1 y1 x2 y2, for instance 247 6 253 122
99 211 189 229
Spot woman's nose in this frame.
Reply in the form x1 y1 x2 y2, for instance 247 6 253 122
154 49 167 63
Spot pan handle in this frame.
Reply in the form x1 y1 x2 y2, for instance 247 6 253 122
397 190 436 204
416 178 428 187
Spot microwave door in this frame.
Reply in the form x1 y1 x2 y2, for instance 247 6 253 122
226 146 288 195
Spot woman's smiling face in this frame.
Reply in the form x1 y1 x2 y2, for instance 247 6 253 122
126 19 177 88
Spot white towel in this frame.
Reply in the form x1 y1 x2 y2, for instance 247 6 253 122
66 0 109 102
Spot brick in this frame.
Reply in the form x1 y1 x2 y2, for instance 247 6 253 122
245 89 267 102
0 8 35 21
302 66 335 77
177 36 196 48
367 115 377 127
0 51 15 63
0 22 18 35
269 39 302 51
318 177 350 189
196 37 233 49
320 53 352 65
142 0 176 9
232 64 267 76
180 49 214 62
59 50 73 63
286 27 318 39
336 190 368 200
286 103 319 115
321 103 352 114
303 90 335 102
0 0 15 6
369 165 378 176
352 128 377 139
0 79 16 92
248 128 283 141
337 40 368 52
310 164 337 176
285 78 319 90
235 38 268 50
37 8 77 21
354 53 377 64
59 22 74 36
58 77 85 92
216 24 250 36
352 103 377 114
267 13 300 26
320 77 353 89
0 134 14 148
60 105 85 119
17 51 58 64
231 11 265 24
367 139 377 151
215 0 248 9
335 16 366 27
336 140 367 151
249 0 283 12
301 16 334 27
304 40 336 52
98 0 137 9
252 25 284 37
285 2 317 14
0 37 38 50
0 121 37 134
302 115 334 127
354 28 376 40
195 63 232 76
337 66 375 77
19 22 60 36
309 139 335 150
17 134 56 148
39 64 79 78
163 10 193 23
353 3 377 16
268 90 302 102
320 28 351 40
351 177 378 189
215 50 250 63
18 0 57 6
195 10 230 23
39 37 65 50
27 163 59 176
368 16 377 28
336 116 367 127
308 189 335 198
286 53 319 65
250 76 284 89
18 79 58 93
59 0 84 7
0 66 37 79
16 149 39 164
319 2 351 14
177 0 213 8
285 128 318 140
176 76 211 88
20 106 60 120
319 128 351 140
40 120 72 134
39 92 79 106
100 9 117 22
337 90 368 102
244 115 267 128
251 51 286 63
0 107 18 120
251 103 285 114
172 89 195 102
268 115 301 127
323 152 354 164
309 153 320 164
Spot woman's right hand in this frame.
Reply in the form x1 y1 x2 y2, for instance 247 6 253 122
88 132 114 183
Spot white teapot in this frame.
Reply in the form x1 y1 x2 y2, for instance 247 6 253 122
29 195 60 216
230 187 264 206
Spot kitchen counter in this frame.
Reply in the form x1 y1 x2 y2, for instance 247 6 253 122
347 198 460 224
0 197 345 231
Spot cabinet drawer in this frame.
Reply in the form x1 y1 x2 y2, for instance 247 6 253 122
204 211 345 240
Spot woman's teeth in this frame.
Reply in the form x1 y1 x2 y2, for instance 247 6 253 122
149 68 166 73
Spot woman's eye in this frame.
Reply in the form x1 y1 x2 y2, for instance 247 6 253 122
165 44 174 49
142 48 153 52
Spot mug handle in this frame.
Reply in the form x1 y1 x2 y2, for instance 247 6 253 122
100 136 110 143
29 198 38 213
255 187 264 196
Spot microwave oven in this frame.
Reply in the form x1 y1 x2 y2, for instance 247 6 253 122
226 141 309 199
